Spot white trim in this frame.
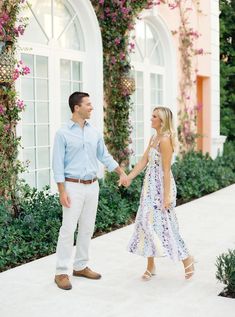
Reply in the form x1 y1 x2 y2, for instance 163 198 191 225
17 0 103 190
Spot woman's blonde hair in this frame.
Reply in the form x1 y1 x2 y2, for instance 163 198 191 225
153 106 178 151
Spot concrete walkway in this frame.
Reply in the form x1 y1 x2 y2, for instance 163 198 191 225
0 185 235 317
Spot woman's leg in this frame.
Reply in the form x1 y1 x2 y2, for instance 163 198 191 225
142 257 155 280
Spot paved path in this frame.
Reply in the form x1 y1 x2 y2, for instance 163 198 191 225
0 185 235 317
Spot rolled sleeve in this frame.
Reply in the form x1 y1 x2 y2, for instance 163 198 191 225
97 136 119 172
52 132 66 183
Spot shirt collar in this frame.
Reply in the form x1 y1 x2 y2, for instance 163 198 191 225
67 119 89 129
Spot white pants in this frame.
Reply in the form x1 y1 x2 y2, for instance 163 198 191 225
55 180 99 274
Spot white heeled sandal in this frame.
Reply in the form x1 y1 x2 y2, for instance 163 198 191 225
142 266 156 281
184 258 195 280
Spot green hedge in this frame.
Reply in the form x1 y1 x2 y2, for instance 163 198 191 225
0 144 235 272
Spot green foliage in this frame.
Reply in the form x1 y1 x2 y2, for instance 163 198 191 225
172 148 235 202
216 249 235 294
1 146 234 272
0 1 28 214
0 185 62 271
220 0 235 141
0 174 144 272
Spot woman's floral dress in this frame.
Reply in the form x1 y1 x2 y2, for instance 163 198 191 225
128 141 189 261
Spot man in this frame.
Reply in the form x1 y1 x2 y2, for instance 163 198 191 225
52 92 127 290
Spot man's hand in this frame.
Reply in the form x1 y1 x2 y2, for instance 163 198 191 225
59 191 71 208
119 173 132 188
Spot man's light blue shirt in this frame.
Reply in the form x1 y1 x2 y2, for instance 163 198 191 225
52 120 119 183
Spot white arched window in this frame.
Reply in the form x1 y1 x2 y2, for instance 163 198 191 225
19 0 102 190
130 19 165 165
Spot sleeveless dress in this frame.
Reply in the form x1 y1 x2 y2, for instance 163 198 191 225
127 139 189 261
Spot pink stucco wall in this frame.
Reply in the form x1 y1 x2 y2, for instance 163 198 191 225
157 2 213 153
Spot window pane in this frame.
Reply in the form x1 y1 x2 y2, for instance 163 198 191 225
36 125 49 146
72 82 81 91
72 61 81 81
21 54 34 77
136 104 144 120
58 18 85 51
36 56 48 78
61 104 71 122
53 0 71 39
157 74 163 89
137 89 143 105
137 71 143 87
36 102 49 123
21 78 34 100
23 171 36 188
60 59 71 80
22 125 35 147
61 81 71 101
36 79 48 100
23 148 36 170
158 91 163 104
37 147 50 169
37 170 50 190
136 123 144 138
22 3 49 45
22 101 35 124
137 139 144 155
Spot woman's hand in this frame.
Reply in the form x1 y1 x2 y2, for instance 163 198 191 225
119 174 132 187
162 196 171 211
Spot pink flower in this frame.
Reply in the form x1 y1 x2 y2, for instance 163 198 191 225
99 0 104 4
120 52 125 60
195 48 204 55
111 56 116 64
4 124 11 132
0 104 5 115
13 69 20 81
168 2 179 10
129 42 135 50
114 38 121 45
23 66 30 75
17 99 25 110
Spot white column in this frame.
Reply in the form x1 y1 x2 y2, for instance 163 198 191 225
210 0 226 158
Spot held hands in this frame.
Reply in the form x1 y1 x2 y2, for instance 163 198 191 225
118 172 132 188
59 191 71 208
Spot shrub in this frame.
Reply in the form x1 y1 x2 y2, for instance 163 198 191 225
0 145 234 272
216 249 235 298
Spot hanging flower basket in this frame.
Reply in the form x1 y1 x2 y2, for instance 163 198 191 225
0 47 15 84
120 75 136 96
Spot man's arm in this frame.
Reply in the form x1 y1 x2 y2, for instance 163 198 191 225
96 135 127 183
52 132 70 208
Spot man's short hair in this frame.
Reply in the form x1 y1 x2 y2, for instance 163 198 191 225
68 92 90 113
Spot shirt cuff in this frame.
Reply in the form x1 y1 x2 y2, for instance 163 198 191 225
54 174 65 183
106 160 119 172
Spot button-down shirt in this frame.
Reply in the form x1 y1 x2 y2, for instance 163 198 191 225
52 120 119 183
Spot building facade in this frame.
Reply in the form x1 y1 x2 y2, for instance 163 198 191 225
17 0 225 190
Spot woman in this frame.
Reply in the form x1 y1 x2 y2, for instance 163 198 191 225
122 106 194 280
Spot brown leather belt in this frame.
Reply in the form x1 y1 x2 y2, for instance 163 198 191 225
65 177 97 184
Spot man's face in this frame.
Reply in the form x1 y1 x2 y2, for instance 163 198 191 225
75 97 93 119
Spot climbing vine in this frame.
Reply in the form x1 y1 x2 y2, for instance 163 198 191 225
91 0 204 160
0 0 29 215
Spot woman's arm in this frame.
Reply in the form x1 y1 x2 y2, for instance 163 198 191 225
159 136 173 210
127 137 153 181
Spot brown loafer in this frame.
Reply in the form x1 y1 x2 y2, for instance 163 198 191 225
54 274 72 290
73 267 101 280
